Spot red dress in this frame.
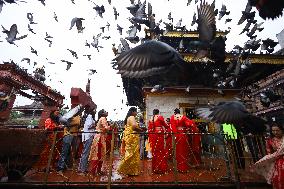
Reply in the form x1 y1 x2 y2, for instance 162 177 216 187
266 137 284 189
33 118 63 170
148 115 170 174
170 114 200 172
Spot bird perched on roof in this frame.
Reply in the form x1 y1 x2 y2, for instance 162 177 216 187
70 17 85 33
2 24 27 46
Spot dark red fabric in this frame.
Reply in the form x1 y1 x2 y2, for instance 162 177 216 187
90 138 103 175
148 115 170 173
170 115 200 172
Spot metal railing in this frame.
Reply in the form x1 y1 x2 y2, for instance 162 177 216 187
0 130 269 188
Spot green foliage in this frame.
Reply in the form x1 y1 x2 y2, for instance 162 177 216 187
10 111 24 119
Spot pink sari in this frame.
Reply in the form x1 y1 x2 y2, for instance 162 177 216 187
252 137 284 189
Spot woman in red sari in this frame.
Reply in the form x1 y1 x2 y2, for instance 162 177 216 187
148 109 170 174
34 109 63 171
253 122 284 189
170 108 199 172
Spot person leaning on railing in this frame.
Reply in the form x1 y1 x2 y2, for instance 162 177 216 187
252 122 284 189
33 109 63 172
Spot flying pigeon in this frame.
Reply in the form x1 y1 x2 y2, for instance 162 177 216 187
67 49 78 59
2 24 27 46
70 17 85 33
113 6 119 20
61 60 73 71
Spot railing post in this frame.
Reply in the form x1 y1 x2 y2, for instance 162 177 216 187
229 138 241 189
222 133 232 180
44 131 57 184
107 130 115 189
172 132 178 184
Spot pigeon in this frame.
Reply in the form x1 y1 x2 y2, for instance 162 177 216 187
237 2 252 25
28 24 36 34
53 12 58 22
69 17 85 33
218 4 230 20
100 26 105 33
125 26 139 44
83 54 92 60
61 60 73 71
191 13 197 26
27 13 37 24
102 36 111 40
120 38 130 52
2 24 27 46
44 38 52 47
151 85 164 93
93 4 105 18
113 6 119 20
246 22 264 39
30 46 38 56
117 24 123 35
187 0 193 6
45 32 53 39
225 18 232 24
196 101 250 124
113 40 186 78
91 33 103 52
88 69 97 74
67 49 78 59
168 12 173 22
106 22 110 31
239 21 252 35
21 58 30 65
70 0 75 4
248 0 284 20
85 40 91 48
38 0 45 6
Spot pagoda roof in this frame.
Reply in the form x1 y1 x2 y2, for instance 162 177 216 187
13 101 44 111
162 30 229 38
182 53 284 65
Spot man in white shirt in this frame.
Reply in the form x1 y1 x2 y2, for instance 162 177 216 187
78 109 96 174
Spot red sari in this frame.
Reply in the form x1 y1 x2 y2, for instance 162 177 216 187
33 118 63 170
266 137 284 189
170 114 200 172
148 115 170 174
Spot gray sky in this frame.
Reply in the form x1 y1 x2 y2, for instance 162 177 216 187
0 0 283 120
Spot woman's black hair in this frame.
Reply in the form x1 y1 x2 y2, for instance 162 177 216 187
152 109 159 123
124 107 137 125
49 110 60 125
270 122 284 137
97 109 107 122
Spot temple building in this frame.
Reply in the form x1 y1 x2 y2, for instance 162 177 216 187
121 30 284 122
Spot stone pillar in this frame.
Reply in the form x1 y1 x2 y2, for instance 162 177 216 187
38 105 57 129
0 83 16 126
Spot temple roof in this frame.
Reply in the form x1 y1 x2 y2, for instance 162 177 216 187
13 101 43 111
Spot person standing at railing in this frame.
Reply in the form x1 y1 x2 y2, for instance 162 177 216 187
118 107 145 176
77 108 96 175
88 109 110 176
57 104 83 174
148 109 170 174
252 122 284 189
34 109 63 171
170 108 199 172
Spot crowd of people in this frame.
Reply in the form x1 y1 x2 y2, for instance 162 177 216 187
33 104 284 188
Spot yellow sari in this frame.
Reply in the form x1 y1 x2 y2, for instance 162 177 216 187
117 116 140 176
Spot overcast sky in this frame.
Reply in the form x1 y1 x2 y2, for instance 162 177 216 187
0 0 283 120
